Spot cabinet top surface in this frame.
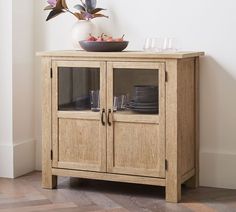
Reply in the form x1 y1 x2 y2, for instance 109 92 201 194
37 50 204 59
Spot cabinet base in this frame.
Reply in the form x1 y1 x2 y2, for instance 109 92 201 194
52 168 166 186
43 168 196 203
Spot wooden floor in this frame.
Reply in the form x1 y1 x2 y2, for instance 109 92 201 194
0 172 236 212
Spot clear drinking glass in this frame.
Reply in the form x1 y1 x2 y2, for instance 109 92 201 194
143 38 153 52
143 37 179 52
151 37 163 52
162 37 178 52
120 94 127 110
113 96 119 112
113 94 127 111
143 37 163 52
90 90 100 112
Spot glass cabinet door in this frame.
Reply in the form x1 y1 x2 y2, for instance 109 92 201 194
51 61 106 172
107 62 166 178
58 67 100 112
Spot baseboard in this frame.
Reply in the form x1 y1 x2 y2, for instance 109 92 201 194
200 151 236 189
0 143 14 178
13 139 36 178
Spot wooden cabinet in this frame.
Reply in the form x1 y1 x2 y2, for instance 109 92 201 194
51 61 107 172
38 51 204 202
106 62 166 178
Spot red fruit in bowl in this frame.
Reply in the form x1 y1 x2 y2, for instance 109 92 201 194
86 34 97 41
97 37 103 42
96 33 105 42
106 37 114 42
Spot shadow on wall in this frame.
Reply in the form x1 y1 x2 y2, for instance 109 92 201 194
200 56 236 189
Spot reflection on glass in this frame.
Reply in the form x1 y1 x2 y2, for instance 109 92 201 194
113 69 159 114
113 94 128 112
90 90 100 112
58 67 100 111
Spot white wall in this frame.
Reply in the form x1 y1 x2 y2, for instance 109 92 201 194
34 0 236 188
0 0 35 178
13 0 35 145
0 0 14 178
12 0 35 177
0 1 13 145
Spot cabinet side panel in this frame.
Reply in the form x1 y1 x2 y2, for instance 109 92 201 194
194 57 200 187
41 57 57 188
165 59 181 202
177 59 195 176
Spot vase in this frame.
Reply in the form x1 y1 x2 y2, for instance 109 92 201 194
71 20 97 49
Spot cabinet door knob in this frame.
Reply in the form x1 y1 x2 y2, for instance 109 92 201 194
108 109 112 126
101 109 106 126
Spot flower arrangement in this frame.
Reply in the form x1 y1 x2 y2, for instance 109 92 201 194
45 0 108 21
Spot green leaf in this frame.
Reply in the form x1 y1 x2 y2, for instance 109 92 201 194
46 9 64 21
91 8 106 14
44 5 54 10
74 4 86 12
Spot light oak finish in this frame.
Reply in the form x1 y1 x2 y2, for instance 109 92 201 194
185 57 200 188
51 60 107 172
194 57 200 187
113 111 159 124
111 122 163 177
52 168 166 186
165 59 181 202
165 58 199 202
58 119 103 172
181 168 195 184
37 50 204 59
107 62 166 178
57 110 100 120
41 58 57 189
38 51 203 203
178 59 195 176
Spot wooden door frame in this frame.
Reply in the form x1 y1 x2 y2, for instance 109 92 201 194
106 61 166 178
51 60 107 172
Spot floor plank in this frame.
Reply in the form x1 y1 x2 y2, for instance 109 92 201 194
0 172 236 212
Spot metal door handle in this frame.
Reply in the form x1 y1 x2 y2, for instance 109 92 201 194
101 109 105 126
108 109 112 126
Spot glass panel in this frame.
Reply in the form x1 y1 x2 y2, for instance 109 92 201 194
58 67 100 112
113 68 159 114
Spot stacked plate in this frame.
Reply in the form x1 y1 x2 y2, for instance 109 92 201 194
129 85 159 114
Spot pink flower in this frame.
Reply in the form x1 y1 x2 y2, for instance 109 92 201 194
47 0 57 7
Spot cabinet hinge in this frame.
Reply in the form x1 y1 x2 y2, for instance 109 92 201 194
165 159 168 171
50 68 53 78
165 71 168 82
50 150 53 160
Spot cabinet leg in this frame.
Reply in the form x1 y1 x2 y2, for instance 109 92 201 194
42 171 57 189
166 182 181 203
185 175 199 189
